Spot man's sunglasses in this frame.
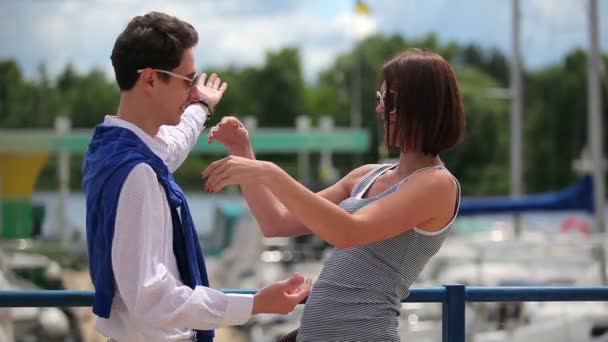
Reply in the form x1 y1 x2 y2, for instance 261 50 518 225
137 69 200 93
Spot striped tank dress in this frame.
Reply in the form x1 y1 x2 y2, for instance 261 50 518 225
296 163 461 342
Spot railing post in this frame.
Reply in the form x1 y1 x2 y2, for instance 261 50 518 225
442 284 465 342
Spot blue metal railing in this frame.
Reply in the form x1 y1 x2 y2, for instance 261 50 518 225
1 285 607 342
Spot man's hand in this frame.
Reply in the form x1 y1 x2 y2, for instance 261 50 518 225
207 116 251 155
252 273 312 315
194 73 228 110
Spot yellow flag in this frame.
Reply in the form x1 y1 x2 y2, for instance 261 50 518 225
355 0 371 15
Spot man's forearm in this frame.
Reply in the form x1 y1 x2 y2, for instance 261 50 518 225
161 104 209 172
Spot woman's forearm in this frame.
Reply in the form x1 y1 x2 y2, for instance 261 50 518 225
230 145 311 237
264 165 358 248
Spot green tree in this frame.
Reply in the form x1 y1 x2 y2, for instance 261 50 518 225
443 66 509 195
254 48 307 127
458 44 509 86
55 66 120 128
0 60 30 128
524 49 608 192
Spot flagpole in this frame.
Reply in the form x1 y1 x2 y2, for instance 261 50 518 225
351 1 370 166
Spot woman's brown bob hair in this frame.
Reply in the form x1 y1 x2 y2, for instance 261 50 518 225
380 48 466 156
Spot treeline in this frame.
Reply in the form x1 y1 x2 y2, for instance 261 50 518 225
1 32 607 195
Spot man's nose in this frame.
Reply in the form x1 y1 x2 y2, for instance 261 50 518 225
188 85 201 102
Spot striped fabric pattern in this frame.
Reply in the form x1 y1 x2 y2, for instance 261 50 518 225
297 164 461 342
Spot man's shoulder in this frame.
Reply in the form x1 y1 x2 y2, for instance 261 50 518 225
118 162 165 201
125 162 158 182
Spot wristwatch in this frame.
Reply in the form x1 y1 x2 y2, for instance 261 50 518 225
194 99 213 115
192 99 213 126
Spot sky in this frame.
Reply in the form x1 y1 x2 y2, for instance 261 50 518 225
0 0 606 84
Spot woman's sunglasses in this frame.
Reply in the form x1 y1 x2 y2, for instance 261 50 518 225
376 90 396 113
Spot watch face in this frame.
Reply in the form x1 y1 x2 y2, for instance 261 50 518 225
203 101 213 113
202 104 212 126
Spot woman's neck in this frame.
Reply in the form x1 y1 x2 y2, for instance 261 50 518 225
392 152 443 179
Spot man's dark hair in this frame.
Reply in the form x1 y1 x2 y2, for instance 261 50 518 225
380 48 466 156
111 12 198 91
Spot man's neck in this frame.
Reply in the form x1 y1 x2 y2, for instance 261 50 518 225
115 95 160 137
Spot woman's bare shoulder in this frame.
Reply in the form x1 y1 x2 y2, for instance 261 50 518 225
324 164 389 198
407 167 458 192
345 164 381 180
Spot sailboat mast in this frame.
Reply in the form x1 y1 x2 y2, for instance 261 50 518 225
587 0 607 284
510 0 524 235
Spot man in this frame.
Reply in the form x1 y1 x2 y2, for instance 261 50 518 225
82 12 310 342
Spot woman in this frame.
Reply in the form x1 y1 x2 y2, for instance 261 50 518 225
201 48 466 341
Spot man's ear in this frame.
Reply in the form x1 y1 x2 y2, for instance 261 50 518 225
139 69 156 95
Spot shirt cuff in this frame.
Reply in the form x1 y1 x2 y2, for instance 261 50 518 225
222 294 253 326
184 104 210 127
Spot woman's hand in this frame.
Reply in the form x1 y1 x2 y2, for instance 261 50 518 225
207 116 251 154
200 155 278 192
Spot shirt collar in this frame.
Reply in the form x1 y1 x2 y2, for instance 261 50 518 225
102 115 169 163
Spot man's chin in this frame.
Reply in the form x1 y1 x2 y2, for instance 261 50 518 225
162 114 182 127
171 116 182 126
174 107 187 123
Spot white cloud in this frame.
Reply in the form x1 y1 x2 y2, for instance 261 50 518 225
532 0 583 21
183 5 358 81
0 1 355 82
336 12 378 41
0 0 606 84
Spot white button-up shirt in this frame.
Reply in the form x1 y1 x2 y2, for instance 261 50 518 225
95 105 253 342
